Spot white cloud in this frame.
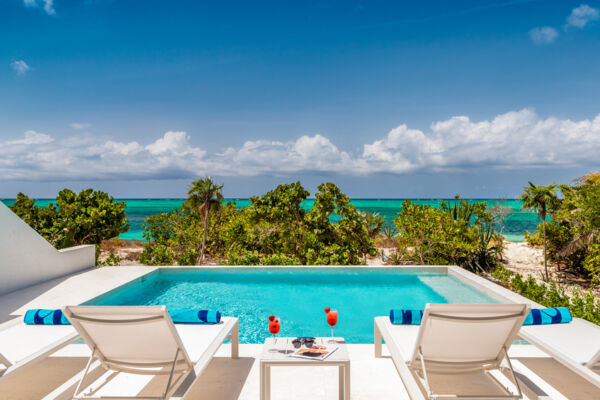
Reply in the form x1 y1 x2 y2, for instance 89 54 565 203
363 124 442 173
11 60 30 76
566 4 599 28
215 134 357 175
529 26 558 44
145 131 198 155
23 0 55 15
70 122 92 129
1 110 600 181
7 131 54 145
361 109 600 173
0 131 208 181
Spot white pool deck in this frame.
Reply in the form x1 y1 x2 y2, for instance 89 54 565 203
0 266 599 399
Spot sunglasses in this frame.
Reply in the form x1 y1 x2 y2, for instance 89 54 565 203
291 337 316 349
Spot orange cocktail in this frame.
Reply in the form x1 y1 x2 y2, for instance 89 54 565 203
324 307 338 343
268 315 281 352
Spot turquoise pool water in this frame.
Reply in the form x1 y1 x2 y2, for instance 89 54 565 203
92 270 497 343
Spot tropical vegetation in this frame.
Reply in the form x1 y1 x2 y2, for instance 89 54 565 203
492 265 600 325
9 189 129 252
7 178 599 324
139 180 377 265
524 173 600 284
185 177 224 264
389 199 503 273
520 182 560 280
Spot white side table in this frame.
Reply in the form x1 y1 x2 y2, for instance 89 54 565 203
259 337 351 400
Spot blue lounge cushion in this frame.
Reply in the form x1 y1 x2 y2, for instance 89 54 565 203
390 309 423 325
24 309 71 325
523 307 572 325
24 308 222 325
168 309 221 324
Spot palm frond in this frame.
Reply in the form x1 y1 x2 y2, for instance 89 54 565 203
558 230 599 257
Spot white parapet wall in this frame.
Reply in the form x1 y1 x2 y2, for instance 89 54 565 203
0 202 96 295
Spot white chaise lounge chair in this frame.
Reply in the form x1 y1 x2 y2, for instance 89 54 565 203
0 318 79 377
62 305 239 400
374 303 529 400
519 316 600 388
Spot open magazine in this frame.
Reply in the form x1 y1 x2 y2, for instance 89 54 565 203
289 344 338 361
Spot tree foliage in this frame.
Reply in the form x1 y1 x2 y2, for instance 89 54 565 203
534 175 600 282
223 182 376 265
9 189 129 249
520 182 560 280
359 210 385 239
185 176 224 263
392 200 502 273
139 181 376 265
139 203 238 265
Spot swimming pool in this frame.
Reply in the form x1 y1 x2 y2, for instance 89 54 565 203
91 268 498 343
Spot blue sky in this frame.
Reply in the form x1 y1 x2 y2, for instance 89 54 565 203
1 0 600 198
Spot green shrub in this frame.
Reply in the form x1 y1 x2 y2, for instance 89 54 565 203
491 264 513 287
139 244 175 266
224 250 261 266
224 251 301 266
260 254 302 265
491 266 600 325
583 243 600 279
382 224 397 239
393 200 502 272
98 252 122 266
10 189 129 249
176 248 199 266
385 251 408 265
142 181 376 265
535 177 600 279
359 211 385 239
524 231 543 246
140 203 239 265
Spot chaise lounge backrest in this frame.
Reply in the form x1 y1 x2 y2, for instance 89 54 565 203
63 305 193 374
412 303 529 368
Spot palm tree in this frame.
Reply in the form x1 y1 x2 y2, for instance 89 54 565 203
520 182 560 280
359 210 385 239
187 176 224 264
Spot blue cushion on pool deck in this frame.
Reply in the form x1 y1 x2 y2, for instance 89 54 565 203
390 309 423 325
523 307 572 325
168 309 221 324
24 309 70 325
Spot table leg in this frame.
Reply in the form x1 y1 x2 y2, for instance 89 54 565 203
344 362 351 400
260 363 264 400
338 365 344 400
260 363 271 400
265 364 271 400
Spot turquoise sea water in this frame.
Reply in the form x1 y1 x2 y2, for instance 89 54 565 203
91 270 497 343
0 198 537 242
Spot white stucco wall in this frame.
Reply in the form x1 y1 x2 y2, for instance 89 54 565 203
0 202 95 294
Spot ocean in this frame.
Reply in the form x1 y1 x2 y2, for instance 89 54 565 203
1 198 537 242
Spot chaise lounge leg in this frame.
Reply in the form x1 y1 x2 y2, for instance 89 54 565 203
231 320 239 359
374 321 382 358
73 348 97 399
0 352 12 369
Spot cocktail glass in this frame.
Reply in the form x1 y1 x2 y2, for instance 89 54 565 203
268 316 281 353
326 310 338 343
